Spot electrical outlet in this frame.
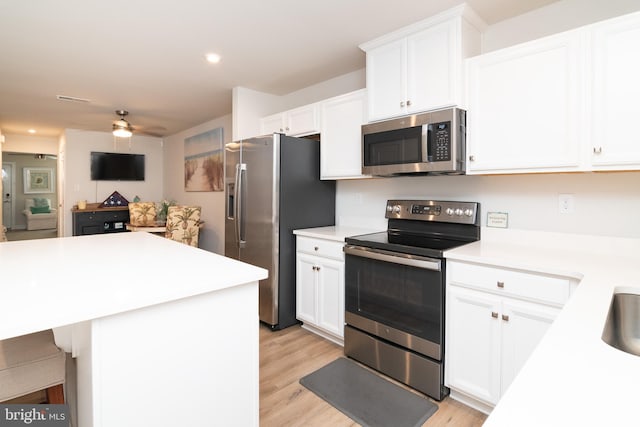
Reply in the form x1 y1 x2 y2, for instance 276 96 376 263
559 194 575 214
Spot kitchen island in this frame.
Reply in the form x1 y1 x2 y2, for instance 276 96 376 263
444 228 640 427
0 232 267 427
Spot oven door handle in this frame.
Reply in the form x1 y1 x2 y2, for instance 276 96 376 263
344 245 441 271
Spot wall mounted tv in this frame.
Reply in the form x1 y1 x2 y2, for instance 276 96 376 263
90 152 145 181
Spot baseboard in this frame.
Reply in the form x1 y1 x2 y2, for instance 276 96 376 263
449 389 494 415
300 323 344 347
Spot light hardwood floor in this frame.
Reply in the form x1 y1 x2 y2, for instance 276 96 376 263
260 324 487 427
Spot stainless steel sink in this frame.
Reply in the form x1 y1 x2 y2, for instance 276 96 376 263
602 292 640 356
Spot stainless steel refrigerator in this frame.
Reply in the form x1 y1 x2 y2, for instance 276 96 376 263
225 133 336 330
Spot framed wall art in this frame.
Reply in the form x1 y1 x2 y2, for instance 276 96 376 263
23 167 55 194
184 127 224 192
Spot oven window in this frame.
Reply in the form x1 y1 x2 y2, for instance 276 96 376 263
363 126 423 166
345 253 443 345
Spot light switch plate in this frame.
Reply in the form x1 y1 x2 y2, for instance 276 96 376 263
487 212 508 228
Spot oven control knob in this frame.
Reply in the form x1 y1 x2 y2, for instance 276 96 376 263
386 205 393 213
387 204 400 214
464 209 474 217
446 208 454 216
454 208 463 216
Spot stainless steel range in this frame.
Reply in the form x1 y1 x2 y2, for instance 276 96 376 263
343 199 480 400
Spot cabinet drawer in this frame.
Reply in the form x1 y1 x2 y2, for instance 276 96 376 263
448 261 571 306
296 236 344 260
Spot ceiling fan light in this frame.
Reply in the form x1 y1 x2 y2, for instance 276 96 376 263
113 122 133 138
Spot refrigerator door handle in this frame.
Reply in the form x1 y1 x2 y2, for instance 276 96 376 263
236 163 247 248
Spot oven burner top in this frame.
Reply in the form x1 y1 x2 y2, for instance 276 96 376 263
345 200 481 258
345 231 472 258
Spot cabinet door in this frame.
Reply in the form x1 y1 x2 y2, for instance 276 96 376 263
466 31 583 174
591 13 640 168
366 38 406 121
446 286 502 405
296 254 318 324
320 90 369 180
500 298 559 395
316 258 345 339
260 113 285 135
287 104 320 136
407 20 457 113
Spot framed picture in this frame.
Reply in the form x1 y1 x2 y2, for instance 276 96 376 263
184 127 224 192
23 167 55 194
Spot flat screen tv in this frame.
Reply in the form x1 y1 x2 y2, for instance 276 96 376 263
90 152 145 181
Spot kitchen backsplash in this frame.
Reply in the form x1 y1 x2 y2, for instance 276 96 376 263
335 171 640 238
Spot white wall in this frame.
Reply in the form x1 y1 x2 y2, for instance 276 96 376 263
163 114 232 254
232 69 366 141
232 87 282 141
62 129 164 237
2 133 58 155
482 0 640 52
337 172 640 238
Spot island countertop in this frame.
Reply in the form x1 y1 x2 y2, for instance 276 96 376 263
0 232 267 340
443 228 640 427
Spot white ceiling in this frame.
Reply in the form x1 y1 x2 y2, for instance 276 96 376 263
0 0 558 138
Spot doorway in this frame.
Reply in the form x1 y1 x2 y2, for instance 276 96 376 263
2 162 15 230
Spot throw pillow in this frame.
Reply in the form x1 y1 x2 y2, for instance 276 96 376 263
128 202 157 226
33 197 49 208
30 206 51 214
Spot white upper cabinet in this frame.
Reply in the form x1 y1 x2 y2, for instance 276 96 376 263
590 12 640 169
320 90 370 180
260 103 320 137
466 31 584 174
466 10 640 174
360 5 484 122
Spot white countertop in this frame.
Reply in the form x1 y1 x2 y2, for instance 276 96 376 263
0 232 267 340
444 228 640 427
293 225 382 242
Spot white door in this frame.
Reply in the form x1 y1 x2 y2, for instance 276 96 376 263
500 298 559 395
316 257 345 338
320 90 368 180
407 20 456 113
296 254 318 324
591 13 640 168
446 286 502 405
366 38 407 121
2 162 14 229
466 31 583 173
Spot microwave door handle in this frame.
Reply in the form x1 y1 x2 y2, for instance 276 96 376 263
422 124 431 162
344 245 441 271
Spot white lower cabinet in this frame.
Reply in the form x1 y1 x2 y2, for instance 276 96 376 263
295 236 345 344
445 260 573 413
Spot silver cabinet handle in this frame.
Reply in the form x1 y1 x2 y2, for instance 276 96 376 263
314 246 319 251
285 127 290 132
497 281 505 288
400 101 405 108
491 312 499 318
593 147 602 154
406 100 412 106
469 155 475 162
502 314 510 322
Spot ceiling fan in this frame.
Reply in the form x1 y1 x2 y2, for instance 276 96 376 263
112 110 134 138
112 109 165 138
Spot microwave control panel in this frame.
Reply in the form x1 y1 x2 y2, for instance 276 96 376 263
429 121 451 162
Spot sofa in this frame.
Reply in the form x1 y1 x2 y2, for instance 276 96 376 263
23 198 57 230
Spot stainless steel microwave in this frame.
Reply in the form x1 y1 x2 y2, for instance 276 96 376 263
361 108 466 176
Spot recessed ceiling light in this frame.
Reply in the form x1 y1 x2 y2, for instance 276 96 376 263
205 53 221 64
28 129 36 134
